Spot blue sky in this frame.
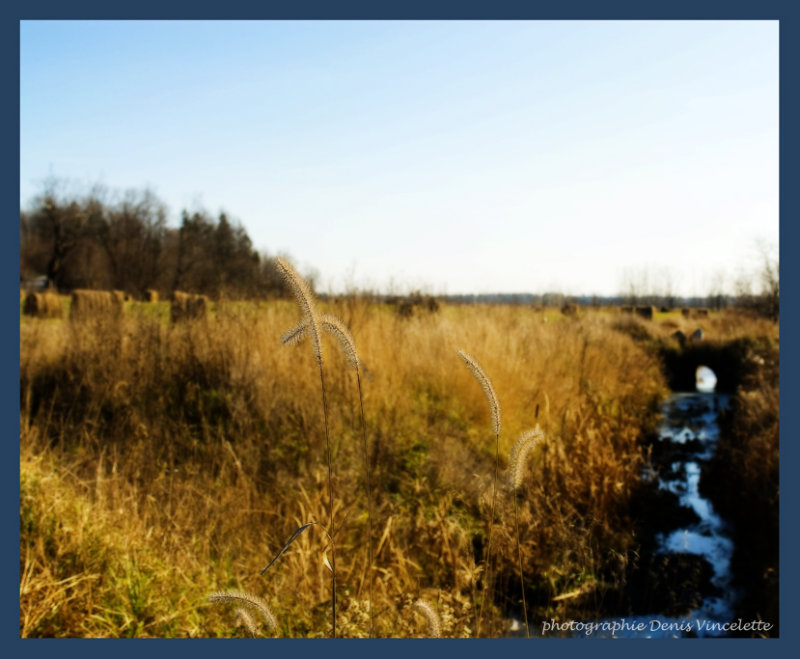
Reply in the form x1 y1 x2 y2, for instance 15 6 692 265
20 20 778 296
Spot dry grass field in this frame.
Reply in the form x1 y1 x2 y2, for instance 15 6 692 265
19 291 778 637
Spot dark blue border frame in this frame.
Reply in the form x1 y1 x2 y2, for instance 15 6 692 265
6 2 796 659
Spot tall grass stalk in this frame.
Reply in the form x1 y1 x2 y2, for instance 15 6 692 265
289 313 376 637
355 366 374 636
507 428 545 638
456 349 501 636
275 257 337 637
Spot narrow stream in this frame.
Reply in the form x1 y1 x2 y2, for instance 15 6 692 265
634 388 737 636
535 366 741 638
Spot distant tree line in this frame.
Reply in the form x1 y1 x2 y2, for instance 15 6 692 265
21 180 777 321
618 256 778 322
20 181 287 300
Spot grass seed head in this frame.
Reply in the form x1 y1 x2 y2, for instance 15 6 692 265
208 590 278 633
413 599 442 638
275 257 322 364
280 314 360 371
281 322 308 346
457 350 501 436
508 427 545 490
320 314 360 371
233 606 259 637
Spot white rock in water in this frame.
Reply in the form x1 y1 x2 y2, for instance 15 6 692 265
696 366 717 392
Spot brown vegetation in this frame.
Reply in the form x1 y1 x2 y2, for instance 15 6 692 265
388 292 441 317
19 301 776 637
561 303 578 317
170 291 210 323
704 335 779 634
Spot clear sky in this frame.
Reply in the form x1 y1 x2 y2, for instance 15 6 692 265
20 20 778 297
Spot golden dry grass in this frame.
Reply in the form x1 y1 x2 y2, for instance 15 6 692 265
19 301 776 637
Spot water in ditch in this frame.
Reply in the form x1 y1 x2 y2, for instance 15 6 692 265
530 366 744 638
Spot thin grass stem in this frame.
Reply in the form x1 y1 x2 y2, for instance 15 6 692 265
513 493 529 637
318 363 336 638
356 369 375 637
507 428 544 639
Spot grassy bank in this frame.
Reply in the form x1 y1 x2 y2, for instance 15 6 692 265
702 332 779 636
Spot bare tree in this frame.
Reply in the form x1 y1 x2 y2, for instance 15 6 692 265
734 240 778 320
21 179 105 290
756 240 779 321
92 188 168 296
706 269 728 311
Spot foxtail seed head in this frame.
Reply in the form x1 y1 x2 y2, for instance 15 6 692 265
280 322 308 346
208 589 278 633
275 257 322 364
457 350 501 436
508 428 545 490
320 314 359 370
413 599 442 638
233 606 259 637
280 314 360 371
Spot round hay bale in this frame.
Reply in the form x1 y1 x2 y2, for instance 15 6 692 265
23 291 63 318
70 289 123 322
